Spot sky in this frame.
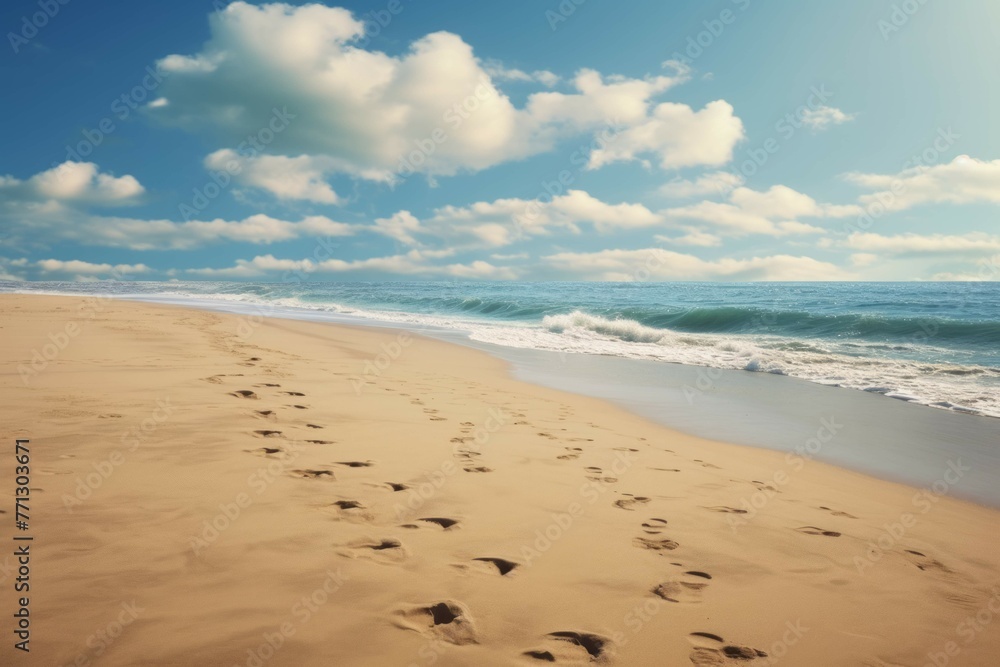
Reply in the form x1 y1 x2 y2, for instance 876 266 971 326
1 0 999 282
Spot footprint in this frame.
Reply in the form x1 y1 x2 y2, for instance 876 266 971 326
229 390 258 399
418 517 460 530
306 440 334 445
523 632 613 663
250 447 283 456
614 495 651 511
306 424 323 429
339 537 408 563
818 506 857 519
652 571 712 603
337 461 374 468
291 405 308 410
326 500 372 522
641 518 668 534
254 430 283 438
471 557 518 576
693 459 722 469
688 632 768 665
282 391 306 397
463 466 493 473
386 482 409 492
795 526 841 537
392 601 477 645
557 447 582 461
254 410 275 418
290 469 334 479
705 506 748 514
903 550 952 573
633 537 680 552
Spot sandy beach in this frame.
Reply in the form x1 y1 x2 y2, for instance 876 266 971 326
2 293 999 667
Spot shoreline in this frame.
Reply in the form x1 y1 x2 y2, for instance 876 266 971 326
2 294 999 666
18 287 1000 509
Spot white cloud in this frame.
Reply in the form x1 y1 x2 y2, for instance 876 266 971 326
845 156 1000 212
586 100 744 170
655 229 722 247
205 151 348 204
0 161 144 205
484 62 560 87
372 210 422 246
149 2 742 179
35 259 151 276
658 171 743 199
800 105 855 130
429 189 662 247
664 185 861 237
844 232 1000 254
543 248 852 281
5 209 354 251
188 249 517 280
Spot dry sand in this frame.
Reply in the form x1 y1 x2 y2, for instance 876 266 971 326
1 294 998 666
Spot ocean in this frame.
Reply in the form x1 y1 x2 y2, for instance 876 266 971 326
6 280 999 418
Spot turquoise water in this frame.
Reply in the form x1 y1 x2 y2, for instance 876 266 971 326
5 280 1000 417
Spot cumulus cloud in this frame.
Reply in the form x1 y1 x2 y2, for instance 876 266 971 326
543 248 852 281
844 232 1000 254
148 2 742 179
800 105 855 130
35 259 151 276
844 156 1000 212
428 189 662 247
5 208 353 251
654 229 722 247
586 100 744 170
205 151 357 204
658 171 743 199
0 161 144 205
188 249 518 280
664 185 861 236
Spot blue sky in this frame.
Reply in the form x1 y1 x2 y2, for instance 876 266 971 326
1 0 999 282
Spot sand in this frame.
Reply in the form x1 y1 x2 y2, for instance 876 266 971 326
1 294 998 667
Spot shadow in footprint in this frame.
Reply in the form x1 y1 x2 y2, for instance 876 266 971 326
291 469 334 479
229 390 258 399
652 571 712 603
419 517 460 530
472 557 518 576
795 526 841 537
392 601 477 645
688 632 768 665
